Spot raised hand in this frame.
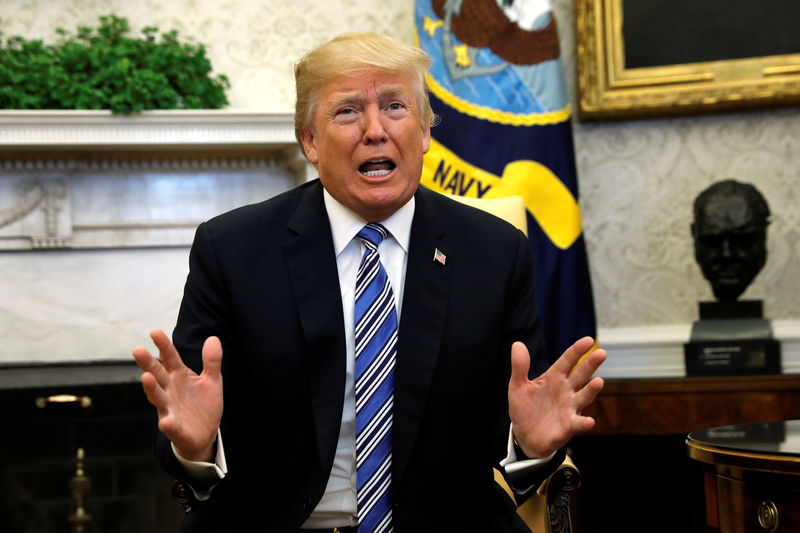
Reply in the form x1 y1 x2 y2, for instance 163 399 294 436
132 329 224 462
508 337 606 459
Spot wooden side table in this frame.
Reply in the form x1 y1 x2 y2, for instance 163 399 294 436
571 375 800 533
687 421 800 532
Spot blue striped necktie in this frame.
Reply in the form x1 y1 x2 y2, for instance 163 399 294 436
354 223 397 533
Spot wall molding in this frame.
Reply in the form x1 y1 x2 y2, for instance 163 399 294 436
0 109 296 150
0 110 317 181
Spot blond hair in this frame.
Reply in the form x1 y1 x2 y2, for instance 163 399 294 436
294 32 435 149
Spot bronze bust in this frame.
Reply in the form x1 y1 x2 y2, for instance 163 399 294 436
691 180 770 302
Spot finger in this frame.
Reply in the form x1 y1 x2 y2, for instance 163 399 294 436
132 346 171 389
132 345 154 371
551 336 596 376
149 329 185 373
509 341 531 389
571 414 597 434
574 376 605 410
141 371 169 409
569 348 607 387
569 338 600 375
200 336 223 381
158 415 176 436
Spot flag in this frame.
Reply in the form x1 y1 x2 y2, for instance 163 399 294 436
414 0 596 362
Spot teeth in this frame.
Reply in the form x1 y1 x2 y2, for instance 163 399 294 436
363 169 391 177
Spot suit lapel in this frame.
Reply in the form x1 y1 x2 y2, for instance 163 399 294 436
394 188 451 484
282 181 346 473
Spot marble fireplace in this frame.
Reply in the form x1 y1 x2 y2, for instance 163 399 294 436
0 110 306 532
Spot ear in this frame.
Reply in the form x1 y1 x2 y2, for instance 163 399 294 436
300 130 319 165
421 123 431 155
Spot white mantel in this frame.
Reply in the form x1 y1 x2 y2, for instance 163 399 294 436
0 110 296 150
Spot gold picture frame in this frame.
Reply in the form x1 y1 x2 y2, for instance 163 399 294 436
574 0 800 121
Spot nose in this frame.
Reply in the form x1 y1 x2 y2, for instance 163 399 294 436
720 238 732 258
361 106 388 144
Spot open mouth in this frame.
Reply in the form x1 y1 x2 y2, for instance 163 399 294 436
359 159 396 177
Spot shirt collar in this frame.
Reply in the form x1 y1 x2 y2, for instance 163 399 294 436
322 188 415 256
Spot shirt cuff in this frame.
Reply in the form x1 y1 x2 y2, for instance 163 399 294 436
172 428 228 501
499 424 555 472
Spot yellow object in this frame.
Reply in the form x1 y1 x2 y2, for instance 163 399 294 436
453 44 472 67
422 16 443 38
441 193 528 237
423 138 583 250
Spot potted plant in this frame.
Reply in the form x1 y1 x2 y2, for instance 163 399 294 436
0 15 229 113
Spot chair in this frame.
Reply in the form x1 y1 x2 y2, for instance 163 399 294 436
444 193 581 533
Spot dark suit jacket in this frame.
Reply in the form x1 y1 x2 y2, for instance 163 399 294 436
158 180 562 532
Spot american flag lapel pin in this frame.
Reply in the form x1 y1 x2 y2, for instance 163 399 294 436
433 248 446 266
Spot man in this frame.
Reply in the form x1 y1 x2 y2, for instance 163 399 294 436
133 32 605 532
692 179 771 302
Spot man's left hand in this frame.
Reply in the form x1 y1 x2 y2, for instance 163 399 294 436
508 337 606 459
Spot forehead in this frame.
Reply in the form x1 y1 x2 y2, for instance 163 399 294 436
317 70 417 103
697 195 759 234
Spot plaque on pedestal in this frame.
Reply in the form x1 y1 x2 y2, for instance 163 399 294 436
684 338 781 376
684 301 781 376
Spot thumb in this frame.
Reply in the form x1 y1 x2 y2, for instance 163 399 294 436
509 341 531 389
201 336 223 380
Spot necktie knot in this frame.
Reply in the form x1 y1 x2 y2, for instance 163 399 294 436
357 223 388 249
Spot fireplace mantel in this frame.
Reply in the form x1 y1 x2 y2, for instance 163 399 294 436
0 109 307 252
0 109 297 153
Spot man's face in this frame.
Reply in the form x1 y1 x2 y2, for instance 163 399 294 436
693 194 767 301
300 70 431 222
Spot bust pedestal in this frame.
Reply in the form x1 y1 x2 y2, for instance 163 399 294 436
684 300 781 376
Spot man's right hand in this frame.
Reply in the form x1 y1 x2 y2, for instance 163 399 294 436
132 329 223 463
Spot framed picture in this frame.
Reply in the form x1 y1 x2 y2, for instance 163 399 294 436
574 0 800 120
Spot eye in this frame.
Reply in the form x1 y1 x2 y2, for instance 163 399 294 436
699 235 723 247
385 101 409 117
387 101 410 113
332 106 360 123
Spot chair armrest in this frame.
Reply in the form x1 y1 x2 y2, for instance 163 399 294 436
543 456 580 533
497 455 581 533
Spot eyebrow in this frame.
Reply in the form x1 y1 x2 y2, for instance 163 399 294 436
326 85 411 111
327 93 361 111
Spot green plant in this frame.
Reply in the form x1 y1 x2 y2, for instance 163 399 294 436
0 15 230 113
